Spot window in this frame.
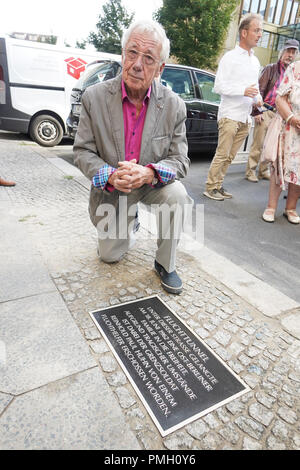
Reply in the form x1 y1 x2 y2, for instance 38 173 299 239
283 0 293 24
267 0 277 22
257 30 270 47
161 68 195 99
195 72 220 104
250 0 259 13
290 1 299 23
259 0 267 17
242 0 251 15
274 0 284 24
83 62 120 90
277 35 290 50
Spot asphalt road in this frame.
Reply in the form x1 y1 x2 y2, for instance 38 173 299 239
184 152 300 304
2 132 300 304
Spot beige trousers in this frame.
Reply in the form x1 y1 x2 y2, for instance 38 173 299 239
246 110 275 177
206 118 250 191
97 180 193 273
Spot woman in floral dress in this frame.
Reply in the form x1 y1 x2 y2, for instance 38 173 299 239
262 60 300 224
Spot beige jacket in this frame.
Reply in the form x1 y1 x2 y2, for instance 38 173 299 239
73 73 190 225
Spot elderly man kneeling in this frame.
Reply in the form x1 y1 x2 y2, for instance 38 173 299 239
74 20 193 294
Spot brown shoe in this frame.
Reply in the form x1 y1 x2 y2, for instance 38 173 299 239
0 177 16 187
258 173 270 180
246 174 259 183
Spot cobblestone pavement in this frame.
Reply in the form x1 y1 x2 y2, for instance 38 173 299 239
1 138 299 450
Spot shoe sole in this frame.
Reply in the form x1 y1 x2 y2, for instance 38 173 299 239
160 280 182 295
154 267 183 295
262 215 274 223
203 191 224 201
258 175 270 180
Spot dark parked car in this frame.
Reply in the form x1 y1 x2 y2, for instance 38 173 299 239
67 60 220 154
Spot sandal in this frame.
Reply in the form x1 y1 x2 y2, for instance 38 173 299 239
283 209 300 225
262 207 275 223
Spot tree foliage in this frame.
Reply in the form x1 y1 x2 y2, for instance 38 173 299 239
154 0 239 70
88 0 134 54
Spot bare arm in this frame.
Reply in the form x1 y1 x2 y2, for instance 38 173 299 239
275 95 300 130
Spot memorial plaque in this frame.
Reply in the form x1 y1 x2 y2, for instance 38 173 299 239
90 296 249 436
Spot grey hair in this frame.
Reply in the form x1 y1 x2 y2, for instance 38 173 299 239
278 47 299 59
239 13 263 37
121 20 170 64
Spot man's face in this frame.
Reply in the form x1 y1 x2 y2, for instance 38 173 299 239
122 30 165 98
281 47 298 66
242 19 263 49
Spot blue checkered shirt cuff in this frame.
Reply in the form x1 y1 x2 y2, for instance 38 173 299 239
92 164 116 191
147 163 176 187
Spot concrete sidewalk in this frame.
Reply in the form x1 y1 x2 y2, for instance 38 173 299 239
0 138 299 450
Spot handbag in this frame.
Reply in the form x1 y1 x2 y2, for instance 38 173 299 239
260 113 283 163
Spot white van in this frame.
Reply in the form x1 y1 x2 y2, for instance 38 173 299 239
0 35 121 146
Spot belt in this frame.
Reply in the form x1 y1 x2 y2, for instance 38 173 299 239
263 102 276 112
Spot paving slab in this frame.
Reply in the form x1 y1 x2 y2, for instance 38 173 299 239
0 203 55 303
0 392 13 415
0 368 141 450
0 292 96 395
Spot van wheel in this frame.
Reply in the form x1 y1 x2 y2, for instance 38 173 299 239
30 114 64 147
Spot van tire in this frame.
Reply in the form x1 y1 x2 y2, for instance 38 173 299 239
29 114 64 147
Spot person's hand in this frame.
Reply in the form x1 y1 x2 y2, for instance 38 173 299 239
244 84 259 98
254 114 264 124
290 115 300 131
117 160 154 189
108 160 155 192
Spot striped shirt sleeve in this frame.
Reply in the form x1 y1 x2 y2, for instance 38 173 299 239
92 164 116 191
147 163 176 186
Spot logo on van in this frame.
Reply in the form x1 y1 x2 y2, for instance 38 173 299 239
65 57 87 80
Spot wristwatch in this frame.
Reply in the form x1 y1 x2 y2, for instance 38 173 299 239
151 175 158 186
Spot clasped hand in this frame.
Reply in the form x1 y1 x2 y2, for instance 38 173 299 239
108 159 154 193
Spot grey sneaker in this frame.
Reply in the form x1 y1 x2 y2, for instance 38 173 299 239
154 260 183 295
203 189 224 201
218 187 232 199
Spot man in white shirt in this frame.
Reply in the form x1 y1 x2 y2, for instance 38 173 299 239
204 13 263 201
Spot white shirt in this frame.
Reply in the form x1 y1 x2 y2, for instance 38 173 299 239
214 45 261 123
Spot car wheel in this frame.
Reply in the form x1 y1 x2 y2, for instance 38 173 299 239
29 114 64 147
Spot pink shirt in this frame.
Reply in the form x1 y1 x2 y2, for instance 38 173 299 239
92 81 176 191
122 79 151 162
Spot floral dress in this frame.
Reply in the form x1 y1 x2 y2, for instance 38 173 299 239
276 61 300 189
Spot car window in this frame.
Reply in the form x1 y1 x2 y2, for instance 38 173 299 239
161 68 195 99
195 72 220 104
83 62 121 91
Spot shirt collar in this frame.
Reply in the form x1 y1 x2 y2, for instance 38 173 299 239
121 79 152 103
235 45 254 56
